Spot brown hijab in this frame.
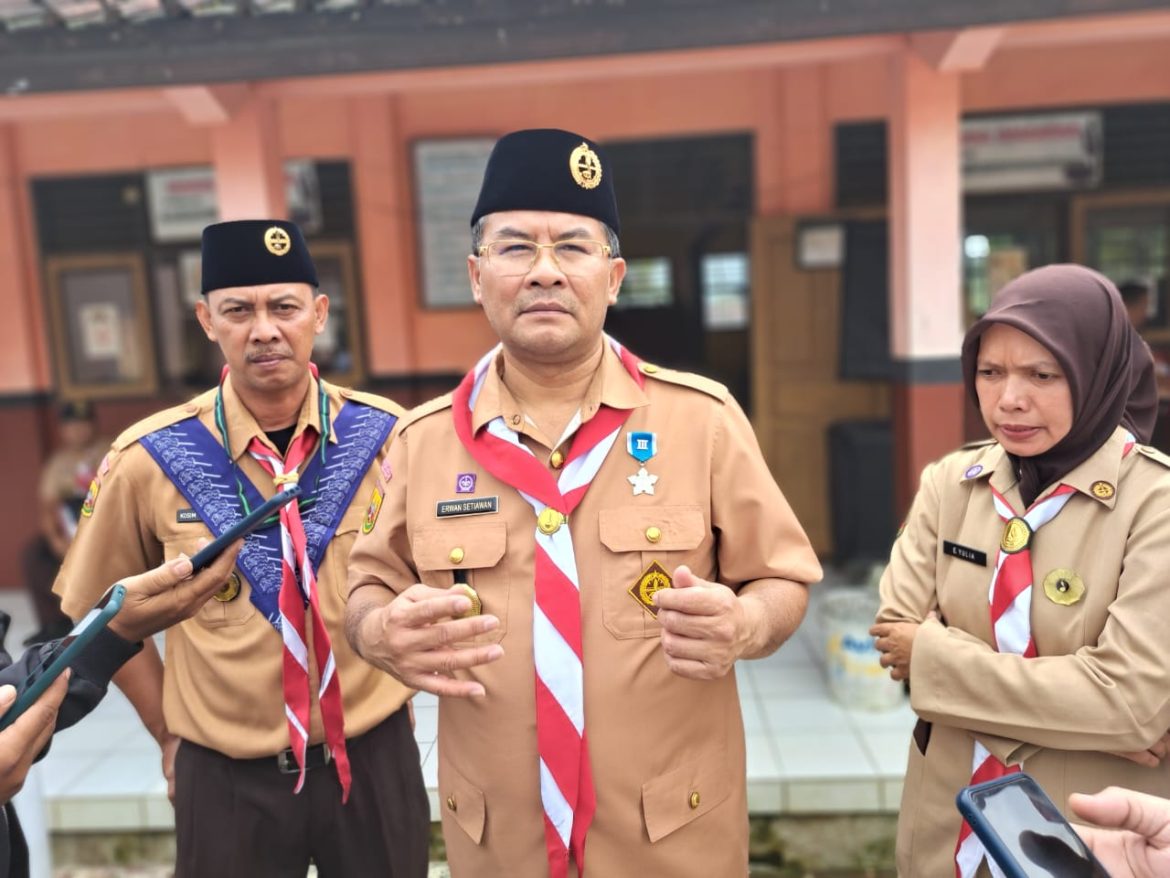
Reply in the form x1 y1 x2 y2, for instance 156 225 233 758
961 264 1158 506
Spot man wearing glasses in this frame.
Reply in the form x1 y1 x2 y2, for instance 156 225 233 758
347 128 821 877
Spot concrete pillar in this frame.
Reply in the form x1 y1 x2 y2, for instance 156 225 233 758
888 49 966 512
0 125 46 393
210 97 287 220
350 94 417 376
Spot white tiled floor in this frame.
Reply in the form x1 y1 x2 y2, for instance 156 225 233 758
0 582 918 834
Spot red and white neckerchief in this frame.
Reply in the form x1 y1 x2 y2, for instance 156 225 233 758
954 431 1136 878
452 336 644 878
248 427 352 803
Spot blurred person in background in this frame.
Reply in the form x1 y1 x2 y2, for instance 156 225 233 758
870 265 1170 877
21 400 106 646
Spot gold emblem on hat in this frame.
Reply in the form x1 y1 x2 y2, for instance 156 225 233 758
1001 516 1032 553
628 560 673 617
452 582 482 618
1042 568 1085 606
569 142 602 190
1090 480 1115 500
214 571 242 603
537 507 565 535
264 226 291 256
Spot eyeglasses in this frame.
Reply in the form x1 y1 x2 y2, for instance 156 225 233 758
477 239 612 276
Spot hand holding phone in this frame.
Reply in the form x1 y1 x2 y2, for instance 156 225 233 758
957 773 1112 878
188 485 301 572
0 584 126 732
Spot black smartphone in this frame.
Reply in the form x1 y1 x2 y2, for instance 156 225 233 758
956 773 1111 878
188 485 302 572
0 583 126 731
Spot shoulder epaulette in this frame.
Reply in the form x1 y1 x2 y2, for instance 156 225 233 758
1136 444 1170 469
397 393 455 432
337 387 405 418
111 390 214 452
638 363 729 402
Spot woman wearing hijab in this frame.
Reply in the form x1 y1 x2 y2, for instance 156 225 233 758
870 264 1170 877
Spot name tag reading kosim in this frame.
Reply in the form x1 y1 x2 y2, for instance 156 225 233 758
436 496 500 518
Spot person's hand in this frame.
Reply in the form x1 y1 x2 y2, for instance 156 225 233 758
653 566 750 681
357 584 503 697
869 618 923 682
161 731 180 804
1070 786 1170 878
107 539 242 643
0 672 70 802
1108 731 1170 768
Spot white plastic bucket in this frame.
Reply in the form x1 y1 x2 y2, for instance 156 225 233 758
821 588 905 711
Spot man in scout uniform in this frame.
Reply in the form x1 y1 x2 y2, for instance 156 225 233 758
53 220 428 877
347 129 823 877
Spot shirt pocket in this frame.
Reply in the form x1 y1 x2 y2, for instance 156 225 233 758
162 533 256 629
330 502 369 602
641 746 732 843
598 505 706 639
413 521 509 645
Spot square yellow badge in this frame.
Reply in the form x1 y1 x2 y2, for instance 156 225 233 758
628 560 673 618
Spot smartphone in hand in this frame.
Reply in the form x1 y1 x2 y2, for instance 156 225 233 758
188 485 301 572
0 583 126 731
957 773 1111 878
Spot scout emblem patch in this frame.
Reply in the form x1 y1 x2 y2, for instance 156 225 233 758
362 487 384 534
264 226 291 256
569 142 602 190
1042 568 1085 606
628 560 672 617
80 477 100 517
626 430 659 496
456 473 477 494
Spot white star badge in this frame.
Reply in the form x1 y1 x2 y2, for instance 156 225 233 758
628 466 659 496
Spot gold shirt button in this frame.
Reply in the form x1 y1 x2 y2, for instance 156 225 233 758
688 791 700 809
640 363 660 375
550 450 565 469
645 526 662 543
511 414 522 426
449 547 465 565
446 795 457 813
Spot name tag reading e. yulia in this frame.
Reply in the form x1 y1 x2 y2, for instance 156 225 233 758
943 540 987 567
436 496 500 518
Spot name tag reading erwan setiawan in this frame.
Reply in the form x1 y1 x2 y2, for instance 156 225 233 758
436 496 500 518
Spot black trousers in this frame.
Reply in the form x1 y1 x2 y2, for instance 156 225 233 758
174 707 429 878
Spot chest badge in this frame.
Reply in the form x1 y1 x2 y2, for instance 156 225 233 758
626 431 659 496
628 560 673 617
214 571 242 603
1042 568 1085 606
455 473 477 494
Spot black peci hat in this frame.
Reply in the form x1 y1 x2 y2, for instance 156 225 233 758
200 219 318 295
58 399 94 422
471 129 619 235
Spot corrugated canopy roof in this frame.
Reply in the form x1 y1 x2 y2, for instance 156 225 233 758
0 0 1167 94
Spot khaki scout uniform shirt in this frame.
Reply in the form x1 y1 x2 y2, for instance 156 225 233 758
878 427 1170 878
349 346 822 877
53 376 411 758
